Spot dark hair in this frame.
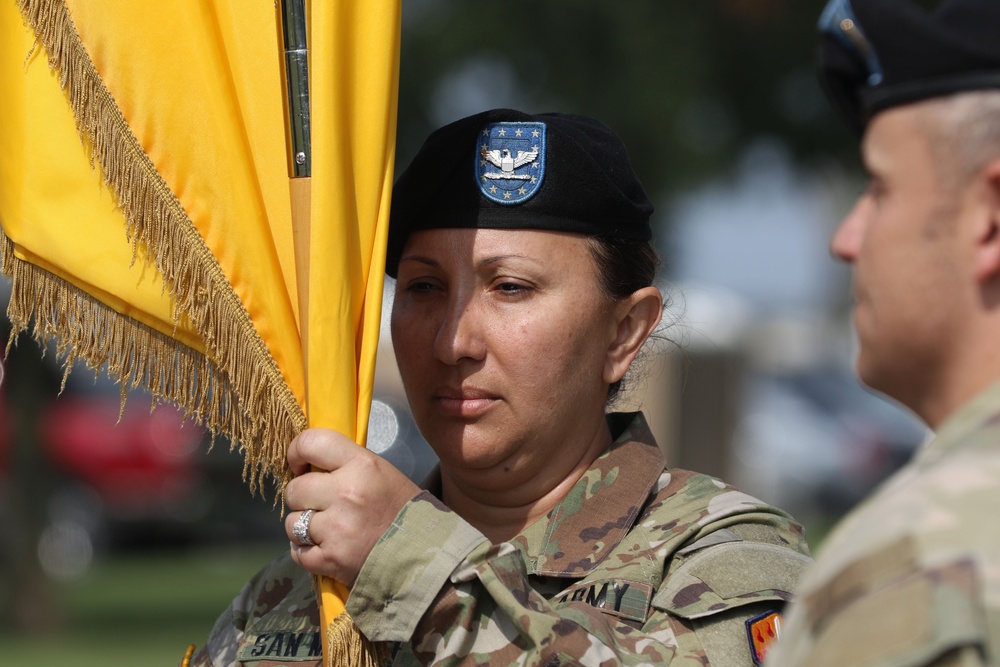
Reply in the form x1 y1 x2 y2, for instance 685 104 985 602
587 236 661 403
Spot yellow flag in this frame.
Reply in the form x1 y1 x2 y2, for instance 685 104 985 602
0 0 400 663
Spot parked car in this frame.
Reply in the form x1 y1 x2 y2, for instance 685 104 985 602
0 351 211 575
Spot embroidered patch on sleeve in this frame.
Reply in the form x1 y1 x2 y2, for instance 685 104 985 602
746 609 782 666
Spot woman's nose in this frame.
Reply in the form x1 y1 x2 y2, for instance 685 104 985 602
432 295 487 365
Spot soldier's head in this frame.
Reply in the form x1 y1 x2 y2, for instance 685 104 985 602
386 110 663 463
818 0 1000 425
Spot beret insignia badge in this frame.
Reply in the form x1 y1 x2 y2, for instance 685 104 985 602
476 121 546 205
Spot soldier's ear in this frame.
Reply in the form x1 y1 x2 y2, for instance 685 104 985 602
973 158 1000 284
604 286 662 385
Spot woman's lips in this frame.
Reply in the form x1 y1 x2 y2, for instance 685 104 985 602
434 388 498 417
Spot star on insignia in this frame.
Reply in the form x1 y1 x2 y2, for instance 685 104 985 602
518 187 527 195
514 128 523 137
497 128 507 137
532 129 540 138
490 185 498 193
503 191 512 199
482 129 489 136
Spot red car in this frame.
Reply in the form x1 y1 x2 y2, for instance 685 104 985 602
0 346 211 554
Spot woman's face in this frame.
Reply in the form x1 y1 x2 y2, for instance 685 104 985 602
391 228 622 486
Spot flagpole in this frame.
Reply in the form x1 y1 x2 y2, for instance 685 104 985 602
279 0 312 351
279 3 369 664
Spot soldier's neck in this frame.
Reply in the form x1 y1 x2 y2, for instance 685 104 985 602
440 426 612 544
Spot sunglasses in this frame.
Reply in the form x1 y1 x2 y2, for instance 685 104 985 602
819 0 885 86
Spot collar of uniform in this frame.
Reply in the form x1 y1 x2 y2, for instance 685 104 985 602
512 411 666 578
916 375 1000 466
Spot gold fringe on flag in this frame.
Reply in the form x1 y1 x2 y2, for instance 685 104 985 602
326 613 391 667
179 644 196 667
8 0 308 495
2 234 234 425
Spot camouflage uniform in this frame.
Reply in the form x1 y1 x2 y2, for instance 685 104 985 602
768 381 1000 667
192 412 811 667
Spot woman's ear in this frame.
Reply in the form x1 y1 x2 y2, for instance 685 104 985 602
604 286 663 385
974 160 1000 284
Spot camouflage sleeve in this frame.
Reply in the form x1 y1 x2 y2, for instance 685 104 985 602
346 492 492 641
348 492 809 666
654 534 811 666
768 546 992 667
187 552 314 667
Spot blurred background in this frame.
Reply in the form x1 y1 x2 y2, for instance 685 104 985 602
0 1 928 664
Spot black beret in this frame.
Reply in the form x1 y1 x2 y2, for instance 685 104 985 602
818 0 1000 135
386 109 653 278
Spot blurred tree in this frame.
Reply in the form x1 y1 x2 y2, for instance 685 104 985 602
0 319 62 632
397 0 856 199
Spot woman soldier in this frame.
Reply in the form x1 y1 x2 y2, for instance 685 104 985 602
191 109 811 667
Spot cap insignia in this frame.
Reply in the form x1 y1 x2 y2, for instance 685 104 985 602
476 122 546 205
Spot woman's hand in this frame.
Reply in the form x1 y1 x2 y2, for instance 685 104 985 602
283 428 421 586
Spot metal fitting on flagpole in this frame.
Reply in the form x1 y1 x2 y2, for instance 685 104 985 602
280 0 311 178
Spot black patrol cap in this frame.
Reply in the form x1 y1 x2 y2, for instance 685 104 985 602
818 0 1000 135
386 109 653 278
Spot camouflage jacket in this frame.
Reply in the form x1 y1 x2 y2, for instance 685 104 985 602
191 412 811 667
768 380 1000 667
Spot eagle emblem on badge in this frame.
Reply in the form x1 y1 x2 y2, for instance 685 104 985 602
476 121 546 204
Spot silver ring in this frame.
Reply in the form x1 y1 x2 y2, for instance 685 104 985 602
292 509 316 546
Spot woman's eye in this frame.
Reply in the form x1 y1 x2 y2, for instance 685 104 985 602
496 281 529 294
405 280 439 293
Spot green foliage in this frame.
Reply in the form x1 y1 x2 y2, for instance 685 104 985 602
0 545 284 667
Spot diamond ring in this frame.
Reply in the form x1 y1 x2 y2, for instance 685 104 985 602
292 509 316 546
